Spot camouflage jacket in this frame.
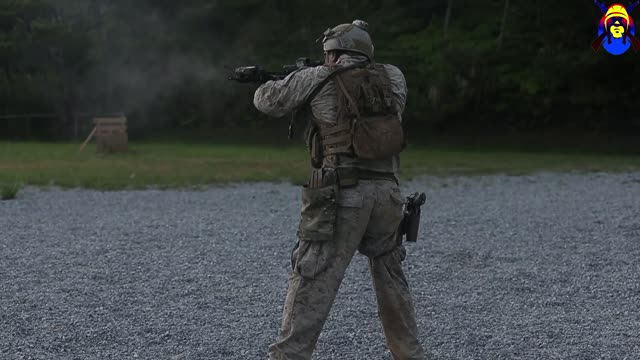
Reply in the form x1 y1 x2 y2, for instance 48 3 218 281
253 54 408 173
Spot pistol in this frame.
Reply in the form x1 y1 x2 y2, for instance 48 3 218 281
397 192 427 243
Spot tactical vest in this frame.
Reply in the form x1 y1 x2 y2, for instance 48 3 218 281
306 64 404 171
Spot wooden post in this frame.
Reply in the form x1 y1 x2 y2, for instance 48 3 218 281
25 116 31 139
444 0 454 37
74 113 78 141
79 126 97 153
497 0 510 50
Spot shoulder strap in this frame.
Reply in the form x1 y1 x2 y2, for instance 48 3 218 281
305 62 367 105
288 62 367 141
334 75 361 119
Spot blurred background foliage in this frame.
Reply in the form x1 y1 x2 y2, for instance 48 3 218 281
0 0 638 148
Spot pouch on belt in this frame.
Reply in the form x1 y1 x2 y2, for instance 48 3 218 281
297 185 337 242
294 185 338 279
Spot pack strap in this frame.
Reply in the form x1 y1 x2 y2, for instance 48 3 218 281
334 75 361 120
288 61 368 141
307 62 368 104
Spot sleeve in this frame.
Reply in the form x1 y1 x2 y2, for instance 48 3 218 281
384 65 408 116
253 67 328 118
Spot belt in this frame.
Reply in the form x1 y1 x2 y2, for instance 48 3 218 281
337 167 398 187
307 167 398 189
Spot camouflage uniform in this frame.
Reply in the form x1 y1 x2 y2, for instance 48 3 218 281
254 53 425 360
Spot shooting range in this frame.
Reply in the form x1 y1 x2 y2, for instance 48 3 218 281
1 0 640 359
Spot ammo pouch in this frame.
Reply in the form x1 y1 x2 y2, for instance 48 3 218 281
334 73 405 161
313 113 404 162
352 114 404 160
297 185 337 242
306 125 323 169
304 63 405 165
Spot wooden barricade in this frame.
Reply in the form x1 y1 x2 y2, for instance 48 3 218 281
79 116 128 153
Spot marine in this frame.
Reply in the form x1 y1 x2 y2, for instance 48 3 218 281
253 20 425 360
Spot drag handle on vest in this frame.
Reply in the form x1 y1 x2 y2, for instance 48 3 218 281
398 192 426 243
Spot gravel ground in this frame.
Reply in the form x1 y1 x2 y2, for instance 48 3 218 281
1 172 639 360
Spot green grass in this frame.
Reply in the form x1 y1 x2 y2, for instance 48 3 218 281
1 182 22 200
400 147 640 178
1 142 639 190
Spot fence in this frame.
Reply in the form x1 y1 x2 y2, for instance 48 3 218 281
0 113 125 141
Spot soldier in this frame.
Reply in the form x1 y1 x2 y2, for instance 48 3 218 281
254 20 425 360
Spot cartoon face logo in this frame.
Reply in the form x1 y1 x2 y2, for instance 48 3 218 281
592 1 640 55
606 5 629 39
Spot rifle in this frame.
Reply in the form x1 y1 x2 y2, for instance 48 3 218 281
228 57 323 83
397 192 427 243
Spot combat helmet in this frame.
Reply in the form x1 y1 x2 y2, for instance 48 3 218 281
605 4 630 29
320 20 374 60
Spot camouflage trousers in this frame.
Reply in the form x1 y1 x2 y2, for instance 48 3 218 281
268 180 425 360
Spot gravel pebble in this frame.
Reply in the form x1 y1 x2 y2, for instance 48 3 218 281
1 172 639 359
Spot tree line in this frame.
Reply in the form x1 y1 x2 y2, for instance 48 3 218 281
1 0 638 142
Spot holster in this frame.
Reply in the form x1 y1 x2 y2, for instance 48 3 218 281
397 192 426 244
404 208 422 243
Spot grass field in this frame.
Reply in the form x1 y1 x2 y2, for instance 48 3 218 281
1 142 640 190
